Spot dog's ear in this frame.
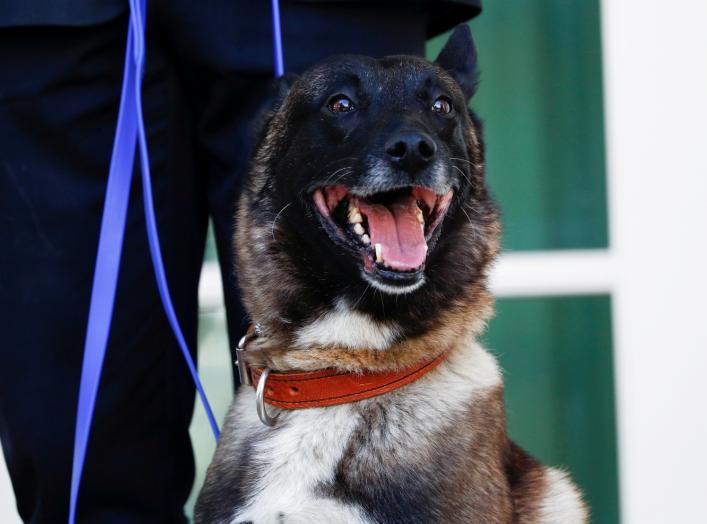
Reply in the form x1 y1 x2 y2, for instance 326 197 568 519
435 24 479 100
248 74 298 146
272 74 297 107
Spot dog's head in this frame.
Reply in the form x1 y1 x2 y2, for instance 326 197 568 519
237 25 500 365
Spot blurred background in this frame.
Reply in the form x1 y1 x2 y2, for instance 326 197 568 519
2 0 706 523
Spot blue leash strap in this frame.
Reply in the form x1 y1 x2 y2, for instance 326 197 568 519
127 0 220 441
69 0 285 521
271 0 285 77
68 10 140 524
68 1 220 522
128 0 287 447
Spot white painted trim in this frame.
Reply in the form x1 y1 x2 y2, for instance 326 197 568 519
489 250 614 297
199 261 226 311
601 1 707 522
198 250 616 308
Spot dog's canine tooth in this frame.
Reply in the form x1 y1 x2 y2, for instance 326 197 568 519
361 234 370 245
353 223 365 236
375 243 383 263
415 205 424 225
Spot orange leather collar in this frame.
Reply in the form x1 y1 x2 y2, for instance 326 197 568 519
243 348 448 410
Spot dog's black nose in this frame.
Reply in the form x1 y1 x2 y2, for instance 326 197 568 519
385 132 437 172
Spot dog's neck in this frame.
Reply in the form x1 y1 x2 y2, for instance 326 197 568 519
242 296 491 373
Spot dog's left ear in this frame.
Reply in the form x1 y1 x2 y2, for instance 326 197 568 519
435 24 479 100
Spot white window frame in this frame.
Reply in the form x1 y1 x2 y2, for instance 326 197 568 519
601 1 707 522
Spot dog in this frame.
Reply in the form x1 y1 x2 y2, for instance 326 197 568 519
194 24 588 524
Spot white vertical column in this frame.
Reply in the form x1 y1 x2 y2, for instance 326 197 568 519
601 1 707 523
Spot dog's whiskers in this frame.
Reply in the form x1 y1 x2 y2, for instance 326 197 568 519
460 205 474 225
271 202 293 240
324 156 358 167
460 205 481 244
378 289 386 320
450 164 473 187
330 168 354 186
323 166 354 186
449 156 473 165
351 283 371 310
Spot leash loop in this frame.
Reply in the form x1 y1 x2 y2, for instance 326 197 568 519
70 1 285 521
68 1 222 521
128 0 220 441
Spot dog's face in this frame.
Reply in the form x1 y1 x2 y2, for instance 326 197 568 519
237 25 500 348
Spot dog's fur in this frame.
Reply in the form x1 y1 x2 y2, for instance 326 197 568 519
195 25 588 524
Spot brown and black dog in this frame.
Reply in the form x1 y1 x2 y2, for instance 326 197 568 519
195 24 588 524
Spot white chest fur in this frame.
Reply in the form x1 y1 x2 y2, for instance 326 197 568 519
226 393 370 524
223 340 501 524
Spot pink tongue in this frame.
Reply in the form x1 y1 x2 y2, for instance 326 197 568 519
358 195 427 270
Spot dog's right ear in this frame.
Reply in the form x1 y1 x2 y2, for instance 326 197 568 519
435 24 479 100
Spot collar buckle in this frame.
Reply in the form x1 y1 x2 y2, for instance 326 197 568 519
235 335 251 386
235 323 264 387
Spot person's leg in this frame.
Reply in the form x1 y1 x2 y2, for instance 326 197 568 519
0 15 206 523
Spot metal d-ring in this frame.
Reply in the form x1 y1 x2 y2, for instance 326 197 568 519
255 368 279 427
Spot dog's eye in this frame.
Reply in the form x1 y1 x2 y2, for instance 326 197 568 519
327 95 355 114
432 96 453 115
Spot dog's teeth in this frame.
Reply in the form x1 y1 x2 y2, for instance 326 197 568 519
348 205 363 224
415 206 424 224
353 223 365 236
375 243 383 263
361 234 370 244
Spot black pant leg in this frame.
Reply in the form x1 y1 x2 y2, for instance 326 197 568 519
0 15 206 523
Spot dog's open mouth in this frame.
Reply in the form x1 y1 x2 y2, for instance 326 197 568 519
312 185 454 278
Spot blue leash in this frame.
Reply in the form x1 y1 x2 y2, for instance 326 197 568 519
68 1 285 522
271 0 285 77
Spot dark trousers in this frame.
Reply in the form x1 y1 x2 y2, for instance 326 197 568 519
0 2 427 522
